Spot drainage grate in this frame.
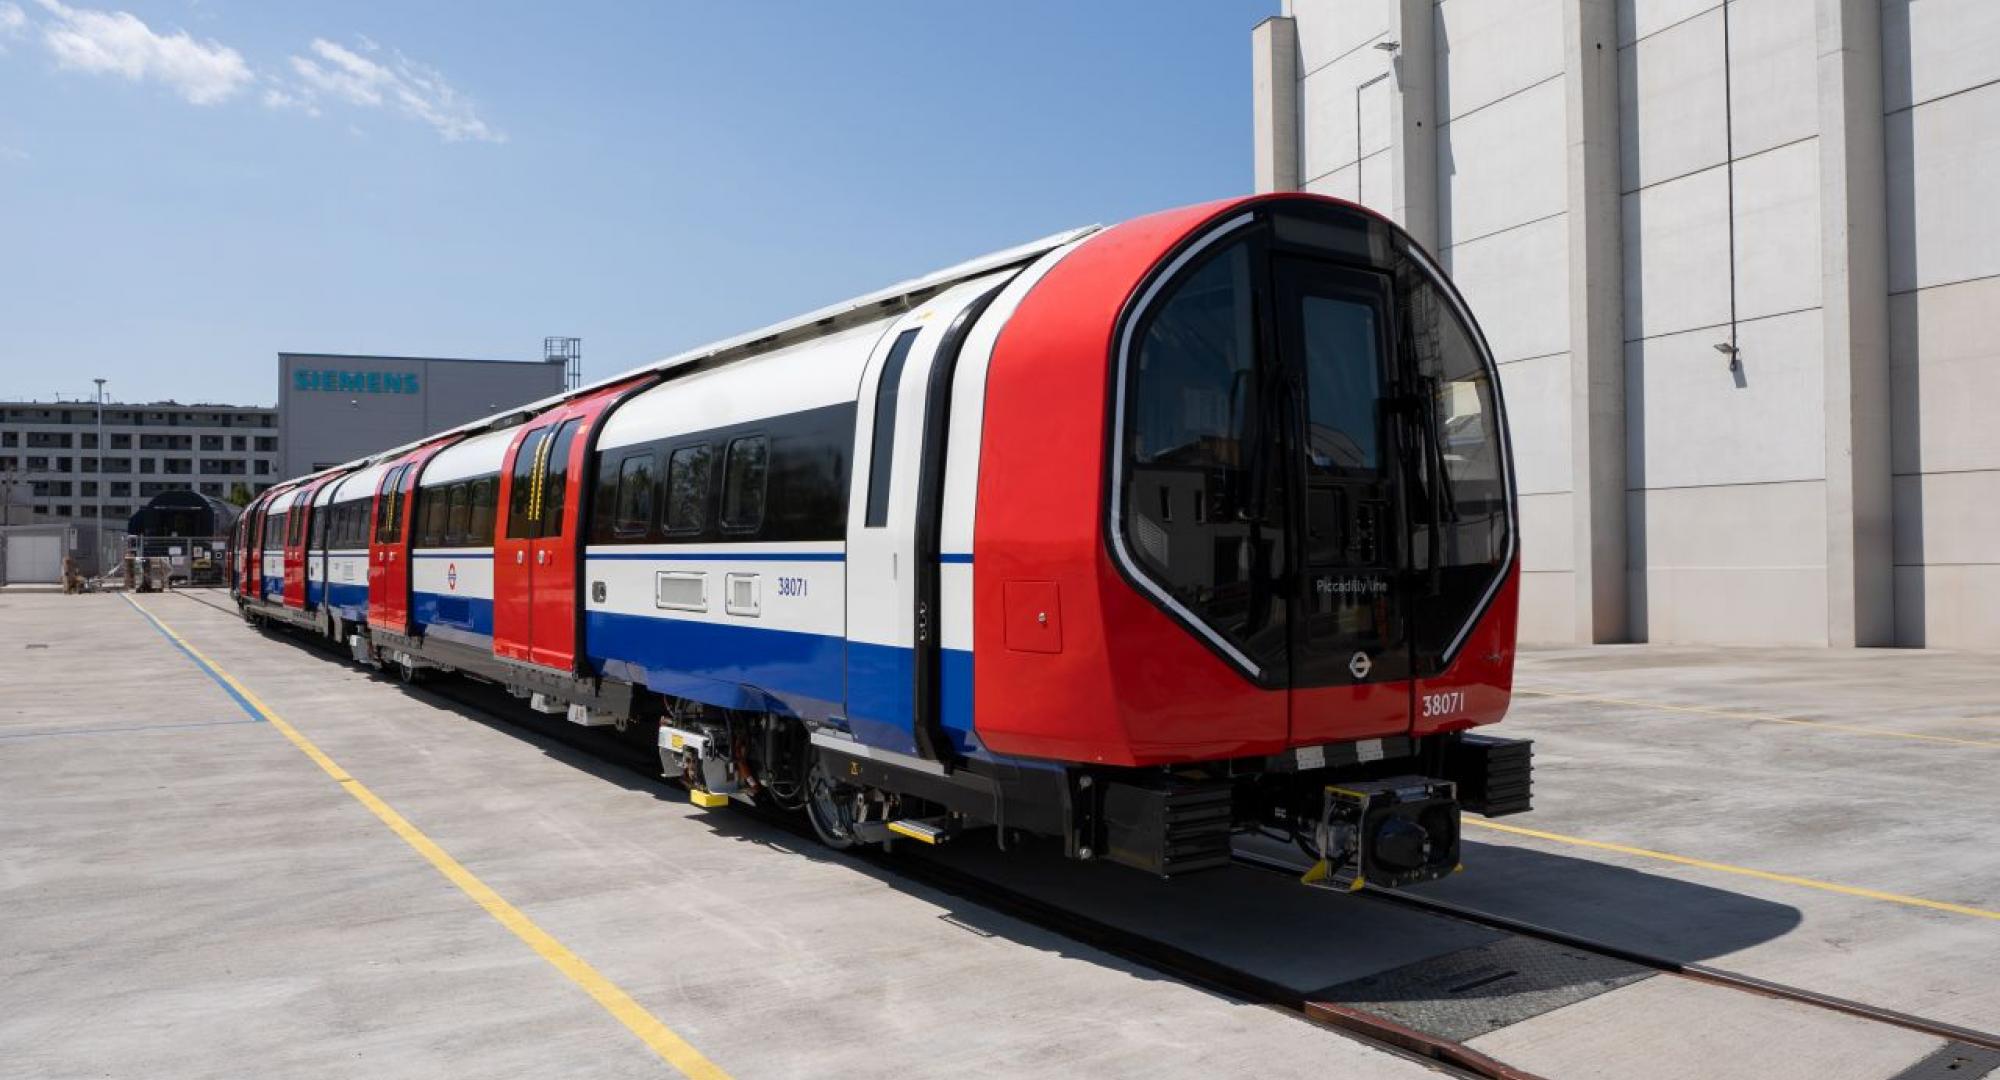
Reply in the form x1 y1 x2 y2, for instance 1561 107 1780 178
1315 934 1653 1043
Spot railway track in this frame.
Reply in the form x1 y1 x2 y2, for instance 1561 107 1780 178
161 589 1999 1078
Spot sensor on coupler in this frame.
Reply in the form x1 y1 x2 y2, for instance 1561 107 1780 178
1302 778 1462 891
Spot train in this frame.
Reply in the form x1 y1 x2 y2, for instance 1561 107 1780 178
232 193 1532 888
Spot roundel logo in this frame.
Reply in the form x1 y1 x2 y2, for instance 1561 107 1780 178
446 563 458 591
1348 651 1373 680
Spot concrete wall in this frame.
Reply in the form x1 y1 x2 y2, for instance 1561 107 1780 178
1262 0 1999 649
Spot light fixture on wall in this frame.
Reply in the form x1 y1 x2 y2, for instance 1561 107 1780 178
1373 40 1400 52
1714 341 1741 371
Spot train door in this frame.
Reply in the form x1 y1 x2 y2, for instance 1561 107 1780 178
366 461 417 632
844 276 1009 757
236 500 262 597
282 493 308 608
1269 255 1413 744
495 383 640 671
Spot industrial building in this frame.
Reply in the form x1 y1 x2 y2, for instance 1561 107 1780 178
1253 0 1999 649
0 400 280 524
277 350 571 479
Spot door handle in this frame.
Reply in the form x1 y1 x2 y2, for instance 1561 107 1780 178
537 550 548 565
516 551 526 565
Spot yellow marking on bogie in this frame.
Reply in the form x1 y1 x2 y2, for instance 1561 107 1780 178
686 788 730 809
886 820 940 844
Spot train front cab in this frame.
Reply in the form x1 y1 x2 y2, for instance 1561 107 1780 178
971 194 1530 884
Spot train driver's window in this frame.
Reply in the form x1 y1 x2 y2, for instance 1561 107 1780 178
720 436 768 533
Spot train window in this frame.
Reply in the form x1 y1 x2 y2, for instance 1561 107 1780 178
865 329 920 527
720 436 768 532
445 483 471 545
506 429 548 540
263 512 283 548
374 465 407 544
541 418 584 538
664 444 712 534
288 507 305 547
613 454 655 537
468 475 497 545
311 502 327 548
417 487 448 548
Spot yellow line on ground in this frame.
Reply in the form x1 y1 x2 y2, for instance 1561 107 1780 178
1465 818 2000 922
124 595 730 1080
1516 687 2000 749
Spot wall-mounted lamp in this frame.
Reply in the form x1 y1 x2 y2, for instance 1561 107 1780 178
1714 341 1741 370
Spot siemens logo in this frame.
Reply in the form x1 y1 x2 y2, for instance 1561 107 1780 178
293 370 421 394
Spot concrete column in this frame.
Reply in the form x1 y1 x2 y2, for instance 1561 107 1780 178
1252 16 1301 193
1389 0 1439 250
1563 0 1629 643
1817 0 1893 646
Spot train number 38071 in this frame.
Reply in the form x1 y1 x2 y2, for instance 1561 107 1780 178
776 576 808 598
1421 691 1466 718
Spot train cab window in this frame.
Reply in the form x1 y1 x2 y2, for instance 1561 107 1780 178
865 329 919 527
445 483 471 545
540 419 584 538
720 436 768 533
613 454 655 537
665 444 712 534
468 475 497 545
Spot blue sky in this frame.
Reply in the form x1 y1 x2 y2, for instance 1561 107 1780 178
0 1 1275 407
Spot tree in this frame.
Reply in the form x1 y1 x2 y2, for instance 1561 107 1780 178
227 482 253 507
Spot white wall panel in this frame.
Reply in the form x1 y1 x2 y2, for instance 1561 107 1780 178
1497 353 1574 495
1628 481 1829 645
1620 8 1728 190
1726 0 1820 157
1445 214 1571 363
1626 311 1825 489
1885 82 2000 293
1434 0 1566 122
1731 138 1822 321
1882 0 2000 113
1301 48 1397 182
1889 275 2000 475
1622 165 1732 339
1518 571 1578 643
1518 491 1576 573
1304 162 1360 201
1290 0 1395 73
1438 77 1568 246
1357 149 1394 217
1892 470 2000 569
1895 565 2000 649
1618 0 1722 46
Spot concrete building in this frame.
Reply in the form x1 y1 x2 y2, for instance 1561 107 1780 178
0 400 280 524
1254 0 1999 649
278 352 568 480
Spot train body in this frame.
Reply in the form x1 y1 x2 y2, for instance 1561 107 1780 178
234 194 1531 884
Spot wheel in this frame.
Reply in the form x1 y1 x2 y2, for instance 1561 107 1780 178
395 655 426 685
803 753 858 851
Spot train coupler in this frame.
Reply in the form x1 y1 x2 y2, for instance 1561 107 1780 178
1301 777 1460 892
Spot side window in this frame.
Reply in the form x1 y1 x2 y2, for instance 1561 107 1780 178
613 453 655 537
468 475 497 545
540 418 584 538
506 429 548 540
865 329 919 527
310 502 327 548
445 483 471 545
720 436 768 532
417 487 447 548
664 444 712 534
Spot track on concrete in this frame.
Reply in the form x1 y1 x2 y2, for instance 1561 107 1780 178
163 588 2000 1077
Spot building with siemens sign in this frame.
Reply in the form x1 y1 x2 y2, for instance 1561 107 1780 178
277 352 567 480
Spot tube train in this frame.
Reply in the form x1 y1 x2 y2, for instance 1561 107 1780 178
233 193 1532 887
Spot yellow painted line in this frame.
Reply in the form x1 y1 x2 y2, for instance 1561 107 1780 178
1516 687 2000 749
123 595 730 1079
1465 818 2000 922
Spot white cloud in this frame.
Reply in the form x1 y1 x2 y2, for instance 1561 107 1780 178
33 0 251 105
0 2 27 50
283 37 502 143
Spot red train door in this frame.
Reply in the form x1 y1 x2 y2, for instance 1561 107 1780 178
494 381 645 671
282 477 327 609
367 459 419 633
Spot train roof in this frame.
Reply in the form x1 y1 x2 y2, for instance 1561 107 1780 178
277 225 1101 487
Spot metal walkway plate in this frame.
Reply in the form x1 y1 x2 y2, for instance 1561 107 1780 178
1315 933 1654 1043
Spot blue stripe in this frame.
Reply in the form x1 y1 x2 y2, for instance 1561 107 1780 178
939 552 973 564
120 594 268 723
412 590 494 636
585 610 846 722
588 551 845 563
